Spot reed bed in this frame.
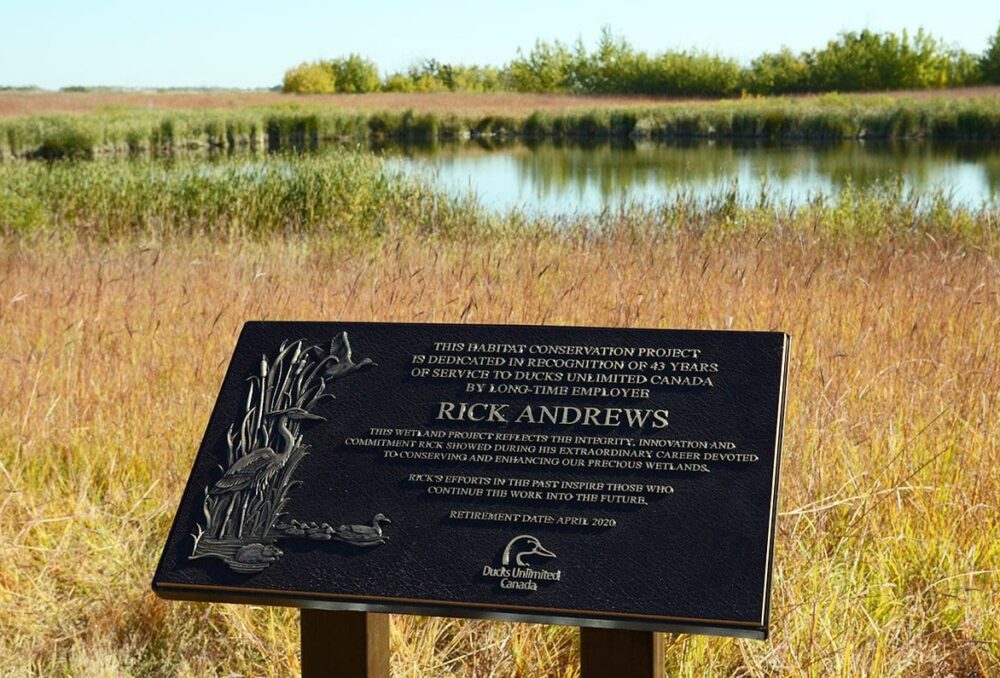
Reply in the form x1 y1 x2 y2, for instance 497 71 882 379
0 153 487 239
3 94 1000 160
1 153 997 246
0 189 998 675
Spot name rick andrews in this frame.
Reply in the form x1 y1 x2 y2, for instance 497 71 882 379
435 401 670 429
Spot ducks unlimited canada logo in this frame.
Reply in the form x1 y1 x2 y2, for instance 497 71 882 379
482 535 562 591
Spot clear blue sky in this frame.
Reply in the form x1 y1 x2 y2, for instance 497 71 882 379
2 0 998 89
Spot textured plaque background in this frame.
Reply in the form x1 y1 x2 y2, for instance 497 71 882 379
154 321 789 638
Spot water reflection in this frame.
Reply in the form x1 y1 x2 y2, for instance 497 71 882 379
382 138 1000 213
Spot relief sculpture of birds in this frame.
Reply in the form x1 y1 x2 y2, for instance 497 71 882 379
209 407 326 497
322 332 376 381
231 543 283 573
333 514 391 547
208 406 326 537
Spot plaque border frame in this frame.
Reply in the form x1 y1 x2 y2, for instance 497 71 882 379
153 322 790 640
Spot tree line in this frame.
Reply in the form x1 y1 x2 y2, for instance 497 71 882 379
283 25 1000 96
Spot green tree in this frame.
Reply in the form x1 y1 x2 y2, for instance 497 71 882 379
383 60 504 93
508 40 573 92
282 25 989 97
440 64 504 92
947 48 981 87
638 51 743 96
382 72 417 92
569 27 637 93
382 62 451 93
806 29 961 91
750 49 810 94
282 61 336 94
328 54 380 93
981 24 1000 83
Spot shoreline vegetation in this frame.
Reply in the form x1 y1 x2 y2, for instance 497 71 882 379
3 93 1000 160
1 151 997 244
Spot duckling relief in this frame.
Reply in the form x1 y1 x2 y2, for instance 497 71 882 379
188 333 386 573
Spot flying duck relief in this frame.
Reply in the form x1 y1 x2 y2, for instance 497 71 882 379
190 333 388 573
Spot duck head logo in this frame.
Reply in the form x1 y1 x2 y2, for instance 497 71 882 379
502 535 556 567
483 534 562 591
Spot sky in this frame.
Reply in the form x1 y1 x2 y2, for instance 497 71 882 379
2 0 998 89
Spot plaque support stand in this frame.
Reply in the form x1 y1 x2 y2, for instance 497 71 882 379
300 609 390 677
299 613 666 677
579 627 664 678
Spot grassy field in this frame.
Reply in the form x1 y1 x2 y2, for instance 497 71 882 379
3 90 1000 159
3 88 1000 119
0 91 708 118
0 148 997 675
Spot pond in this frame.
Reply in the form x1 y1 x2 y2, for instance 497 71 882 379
384 139 1000 214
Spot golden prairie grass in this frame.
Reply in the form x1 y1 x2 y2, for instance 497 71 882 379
0 91 701 120
0 225 997 676
3 88 1000 119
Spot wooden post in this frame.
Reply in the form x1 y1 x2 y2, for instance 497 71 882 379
300 609 390 678
580 627 663 678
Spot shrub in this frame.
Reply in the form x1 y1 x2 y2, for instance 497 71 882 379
749 50 810 94
507 28 744 97
381 73 415 93
37 126 99 159
383 60 504 93
442 64 505 92
280 25 1000 96
327 54 381 93
805 29 973 91
567 28 637 94
382 67 448 93
636 51 744 97
282 62 336 94
508 40 573 92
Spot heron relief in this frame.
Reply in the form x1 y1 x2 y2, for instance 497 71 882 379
189 332 389 573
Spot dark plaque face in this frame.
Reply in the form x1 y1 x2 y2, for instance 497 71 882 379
153 322 789 639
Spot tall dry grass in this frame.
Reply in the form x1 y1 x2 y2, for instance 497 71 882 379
0 224 997 675
3 88 1000 120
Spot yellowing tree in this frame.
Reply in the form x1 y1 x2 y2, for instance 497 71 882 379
282 62 336 94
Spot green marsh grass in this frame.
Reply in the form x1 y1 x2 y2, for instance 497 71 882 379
3 94 1000 160
0 152 488 239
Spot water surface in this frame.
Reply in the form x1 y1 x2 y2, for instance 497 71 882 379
383 139 1000 214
